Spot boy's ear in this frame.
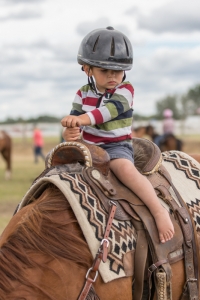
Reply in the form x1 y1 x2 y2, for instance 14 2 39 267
83 65 92 76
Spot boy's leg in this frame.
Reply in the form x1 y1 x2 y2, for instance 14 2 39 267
110 158 174 243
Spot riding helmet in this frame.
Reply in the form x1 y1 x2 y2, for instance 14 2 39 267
77 26 133 70
163 109 173 118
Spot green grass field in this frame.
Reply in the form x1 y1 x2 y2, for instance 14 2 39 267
0 134 199 234
0 136 59 234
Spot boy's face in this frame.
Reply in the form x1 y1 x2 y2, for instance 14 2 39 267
84 65 124 93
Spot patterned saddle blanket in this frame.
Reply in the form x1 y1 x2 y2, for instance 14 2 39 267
17 144 200 283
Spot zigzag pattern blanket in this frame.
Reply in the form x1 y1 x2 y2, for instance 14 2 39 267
18 151 200 283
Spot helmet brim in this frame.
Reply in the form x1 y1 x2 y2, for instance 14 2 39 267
78 57 132 71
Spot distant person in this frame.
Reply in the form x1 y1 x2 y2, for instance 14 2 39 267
154 109 175 146
162 108 175 134
61 26 174 243
33 126 45 163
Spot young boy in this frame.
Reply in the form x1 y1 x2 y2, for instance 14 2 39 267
61 26 174 243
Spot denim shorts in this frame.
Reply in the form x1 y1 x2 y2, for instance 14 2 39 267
99 141 134 163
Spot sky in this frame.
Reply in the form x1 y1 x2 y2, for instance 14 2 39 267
0 0 200 121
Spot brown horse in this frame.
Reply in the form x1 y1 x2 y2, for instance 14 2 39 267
0 184 191 300
0 130 12 179
131 126 147 138
132 125 183 152
189 153 200 164
0 184 133 300
0 143 200 299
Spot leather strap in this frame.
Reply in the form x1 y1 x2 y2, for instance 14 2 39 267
148 259 169 300
78 277 97 300
101 202 117 262
180 278 198 300
148 259 168 281
131 218 148 300
158 165 199 299
78 203 116 300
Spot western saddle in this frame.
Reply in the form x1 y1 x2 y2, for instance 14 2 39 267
44 138 200 300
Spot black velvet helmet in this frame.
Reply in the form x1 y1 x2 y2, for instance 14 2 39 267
77 26 133 70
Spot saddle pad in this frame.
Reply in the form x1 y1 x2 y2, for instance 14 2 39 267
162 151 200 232
18 164 137 283
18 151 200 283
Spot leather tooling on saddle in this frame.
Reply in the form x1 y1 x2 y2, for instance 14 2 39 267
18 139 200 300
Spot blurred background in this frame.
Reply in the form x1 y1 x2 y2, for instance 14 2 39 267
0 0 200 233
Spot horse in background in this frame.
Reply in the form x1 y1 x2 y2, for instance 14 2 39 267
0 130 12 179
145 125 183 152
132 125 183 152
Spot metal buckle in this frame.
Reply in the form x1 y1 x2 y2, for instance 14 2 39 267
101 238 109 248
148 264 157 274
109 200 117 206
182 278 197 294
85 267 99 282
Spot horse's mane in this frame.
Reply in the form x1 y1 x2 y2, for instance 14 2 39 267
0 183 92 299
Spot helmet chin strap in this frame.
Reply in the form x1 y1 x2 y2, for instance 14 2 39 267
87 66 103 97
122 71 126 82
88 75 102 97
87 75 104 108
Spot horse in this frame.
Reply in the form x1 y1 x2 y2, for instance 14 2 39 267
0 130 12 179
131 126 147 139
0 184 133 300
132 125 183 152
0 140 200 300
189 153 200 164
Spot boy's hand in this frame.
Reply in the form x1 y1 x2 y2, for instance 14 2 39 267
61 114 91 128
62 127 80 141
61 115 81 128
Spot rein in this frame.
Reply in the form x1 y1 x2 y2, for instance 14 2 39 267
78 201 117 300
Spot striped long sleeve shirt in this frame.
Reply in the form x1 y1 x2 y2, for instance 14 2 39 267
70 81 134 145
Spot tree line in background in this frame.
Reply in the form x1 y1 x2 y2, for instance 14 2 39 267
154 83 200 120
1 83 200 124
134 83 200 121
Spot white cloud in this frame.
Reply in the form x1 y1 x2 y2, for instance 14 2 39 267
1 0 45 4
0 10 42 21
135 0 200 33
0 0 200 120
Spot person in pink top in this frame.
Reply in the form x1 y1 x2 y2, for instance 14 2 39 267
33 126 45 163
163 108 175 134
154 109 175 146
